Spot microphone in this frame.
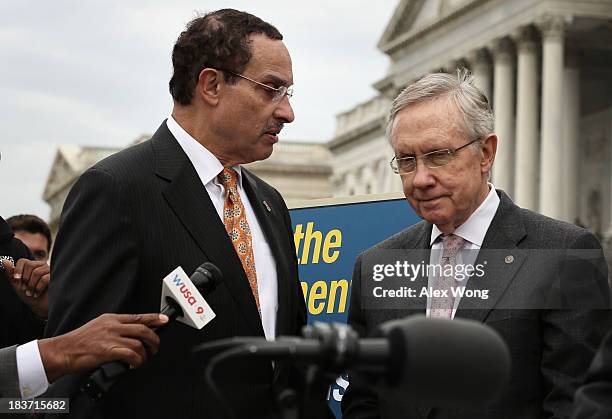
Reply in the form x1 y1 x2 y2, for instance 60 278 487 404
375 316 510 407
158 263 220 328
81 262 222 402
194 316 510 408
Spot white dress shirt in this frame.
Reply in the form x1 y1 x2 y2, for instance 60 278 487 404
426 184 500 319
167 116 278 340
16 340 49 398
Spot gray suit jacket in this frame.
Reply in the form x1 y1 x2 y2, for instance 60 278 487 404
0 345 20 398
342 190 611 419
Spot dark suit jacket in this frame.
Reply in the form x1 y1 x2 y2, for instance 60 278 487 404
45 121 307 418
572 331 612 419
342 191 611 419
0 345 19 398
0 216 44 348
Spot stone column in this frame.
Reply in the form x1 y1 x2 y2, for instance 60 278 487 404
374 159 386 194
537 14 566 218
353 168 365 195
384 153 403 193
468 48 492 101
562 50 580 223
513 26 539 211
362 165 375 194
491 37 516 196
344 171 357 196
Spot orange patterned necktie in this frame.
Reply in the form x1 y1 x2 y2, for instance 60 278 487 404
218 168 260 312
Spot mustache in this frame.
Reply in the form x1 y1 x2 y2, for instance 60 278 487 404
262 122 284 135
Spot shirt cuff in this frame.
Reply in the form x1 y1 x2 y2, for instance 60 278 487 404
16 340 49 399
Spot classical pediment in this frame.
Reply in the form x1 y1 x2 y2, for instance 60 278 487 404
379 0 425 50
42 146 82 200
42 145 119 200
378 0 474 51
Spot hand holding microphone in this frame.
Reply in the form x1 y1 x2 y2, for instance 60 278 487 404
39 313 169 383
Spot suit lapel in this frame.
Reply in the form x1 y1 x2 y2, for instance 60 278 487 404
396 222 432 317
152 122 265 336
455 191 528 323
241 170 293 336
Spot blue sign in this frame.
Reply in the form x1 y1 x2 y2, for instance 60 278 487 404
289 194 420 417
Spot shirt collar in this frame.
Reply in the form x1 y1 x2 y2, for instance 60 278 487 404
430 183 500 246
166 115 243 187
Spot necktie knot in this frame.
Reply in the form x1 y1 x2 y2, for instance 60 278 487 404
442 234 466 261
219 168 239 196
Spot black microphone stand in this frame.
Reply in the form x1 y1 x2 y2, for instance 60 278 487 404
198 322 364 419
290 322 359 419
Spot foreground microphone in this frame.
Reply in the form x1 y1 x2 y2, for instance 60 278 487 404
82 262 222 401
374 316 510 407
194 316 510 408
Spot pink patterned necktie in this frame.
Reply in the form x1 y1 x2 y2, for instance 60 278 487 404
218 168 260 312
430 234 466 319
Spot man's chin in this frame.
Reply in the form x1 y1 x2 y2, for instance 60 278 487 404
245 147 274 164
259 145 274 160
419 209 450 226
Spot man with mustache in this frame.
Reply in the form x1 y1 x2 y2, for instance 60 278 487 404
342 71 610 419
46 9 308 418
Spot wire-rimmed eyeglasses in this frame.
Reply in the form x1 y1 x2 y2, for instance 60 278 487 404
390 139 482 175
222 70 293 102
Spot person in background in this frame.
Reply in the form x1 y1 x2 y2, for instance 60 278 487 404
1 215 49 348
7 214 52 262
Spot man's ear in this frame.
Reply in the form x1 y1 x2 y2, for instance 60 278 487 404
480 133 497 174
196 68 222 106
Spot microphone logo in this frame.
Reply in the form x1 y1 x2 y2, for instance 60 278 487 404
161 266 216 329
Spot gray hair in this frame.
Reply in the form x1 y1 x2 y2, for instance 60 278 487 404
387 69 494 145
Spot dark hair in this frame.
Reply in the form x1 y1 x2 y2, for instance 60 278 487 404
6 214 52 252
169 9 283 105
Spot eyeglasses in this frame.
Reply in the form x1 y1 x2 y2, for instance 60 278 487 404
222 70 293 102
390 139 481 175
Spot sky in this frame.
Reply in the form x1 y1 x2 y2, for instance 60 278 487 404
0 1 398 220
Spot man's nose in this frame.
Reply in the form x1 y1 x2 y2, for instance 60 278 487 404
274 95 295 123
411 159 436 189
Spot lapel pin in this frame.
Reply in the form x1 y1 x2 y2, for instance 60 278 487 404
263 200 271 212
504 255 514 264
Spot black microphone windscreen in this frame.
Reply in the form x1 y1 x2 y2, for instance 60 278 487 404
379 315 510 408
201 262 223 280
191 262 223 291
